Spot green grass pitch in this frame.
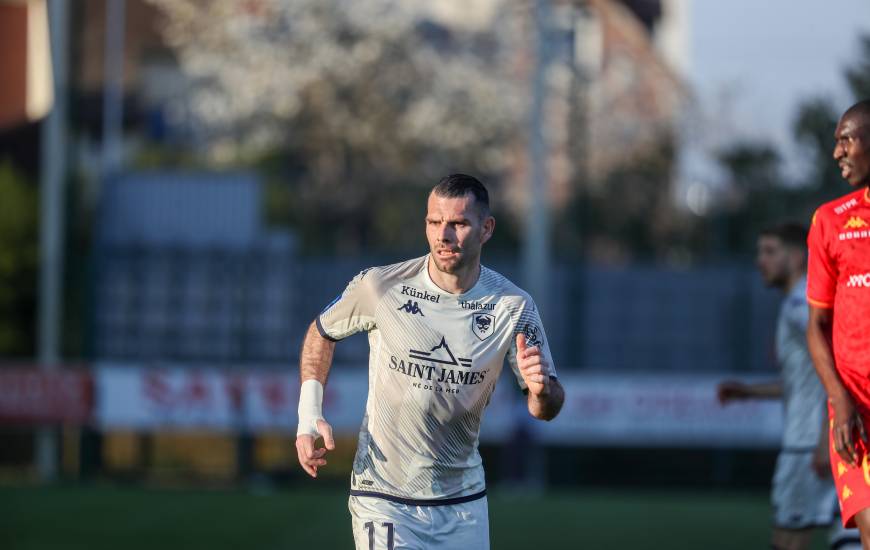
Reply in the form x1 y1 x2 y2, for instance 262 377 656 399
0 484 832 549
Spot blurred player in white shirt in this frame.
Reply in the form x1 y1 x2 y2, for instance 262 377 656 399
718 223 859 550
295 174 565 549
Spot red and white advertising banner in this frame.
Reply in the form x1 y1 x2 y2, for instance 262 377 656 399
96 365 783 448
96 366 237 430
0 368 93 423
522 373 783 448
95 364 367 433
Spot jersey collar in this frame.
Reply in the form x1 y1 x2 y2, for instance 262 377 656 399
421 254 484 298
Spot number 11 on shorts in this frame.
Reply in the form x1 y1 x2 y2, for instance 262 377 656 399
363 521 394 550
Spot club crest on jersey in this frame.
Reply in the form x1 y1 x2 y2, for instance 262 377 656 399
471 313 495 341
522 323 543 348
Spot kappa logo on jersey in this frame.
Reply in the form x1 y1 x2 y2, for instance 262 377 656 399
471 313 495 341
844 216 869 230
522 323 543 348
847 273 870 288
397 300 424 316
409 337 472 368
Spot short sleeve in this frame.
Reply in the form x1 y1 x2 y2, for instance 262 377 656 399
807 210 837 309
317 269 378 341
506 298 557 390
783 294 809 332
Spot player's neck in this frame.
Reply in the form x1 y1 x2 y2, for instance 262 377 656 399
427 257 480 295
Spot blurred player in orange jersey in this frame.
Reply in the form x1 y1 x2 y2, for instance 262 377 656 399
807 100 870 548
719 224 859 550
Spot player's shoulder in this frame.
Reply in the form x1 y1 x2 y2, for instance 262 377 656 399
363 255 426 279
479 266 534 307
813 188 867 226
354 256 427 294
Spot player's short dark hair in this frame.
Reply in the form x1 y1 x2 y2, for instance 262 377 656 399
843 99 870 124
432 174 491 217
760 222 807 250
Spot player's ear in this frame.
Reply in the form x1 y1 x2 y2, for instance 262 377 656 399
480 215 495 245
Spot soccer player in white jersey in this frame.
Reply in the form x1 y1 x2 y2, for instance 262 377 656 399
295 174 565 549
718 224 860 550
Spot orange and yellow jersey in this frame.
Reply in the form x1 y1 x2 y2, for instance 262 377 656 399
808 187 870 389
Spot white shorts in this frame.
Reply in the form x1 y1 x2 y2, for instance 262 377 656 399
349 493 490 550
771 450 838 529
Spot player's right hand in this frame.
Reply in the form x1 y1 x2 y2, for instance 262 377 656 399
716 380 749 404
831 394 868 467
295 418 335 478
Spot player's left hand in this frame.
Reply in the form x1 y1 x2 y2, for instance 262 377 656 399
516 333 549 397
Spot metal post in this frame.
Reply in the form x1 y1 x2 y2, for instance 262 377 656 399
36 0 71 481
519 0 553 491
523 0 552 322
101 0 126 178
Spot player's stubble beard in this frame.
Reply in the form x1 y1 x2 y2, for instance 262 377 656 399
432 248 467 274
431 243 481 277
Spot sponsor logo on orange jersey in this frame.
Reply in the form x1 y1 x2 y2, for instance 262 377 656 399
835 198 859 215
839 229 870 241
844 216 868 230
847 273 870 288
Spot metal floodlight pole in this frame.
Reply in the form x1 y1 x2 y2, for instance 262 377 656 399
523 0 552 318
518 0 553 491
36 0 71 481
101 0 126 178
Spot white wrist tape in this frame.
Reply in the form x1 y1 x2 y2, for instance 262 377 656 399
297 379 325 437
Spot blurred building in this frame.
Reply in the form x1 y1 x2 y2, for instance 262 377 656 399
0 0 53 177
73 0 183 174
467 0 689 223
0 0 53 130
582 0 685 183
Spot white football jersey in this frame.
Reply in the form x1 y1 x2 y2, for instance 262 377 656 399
776 277 826 450
317 255 555 503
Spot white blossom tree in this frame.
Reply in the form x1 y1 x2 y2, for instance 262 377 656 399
146 0 527 194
